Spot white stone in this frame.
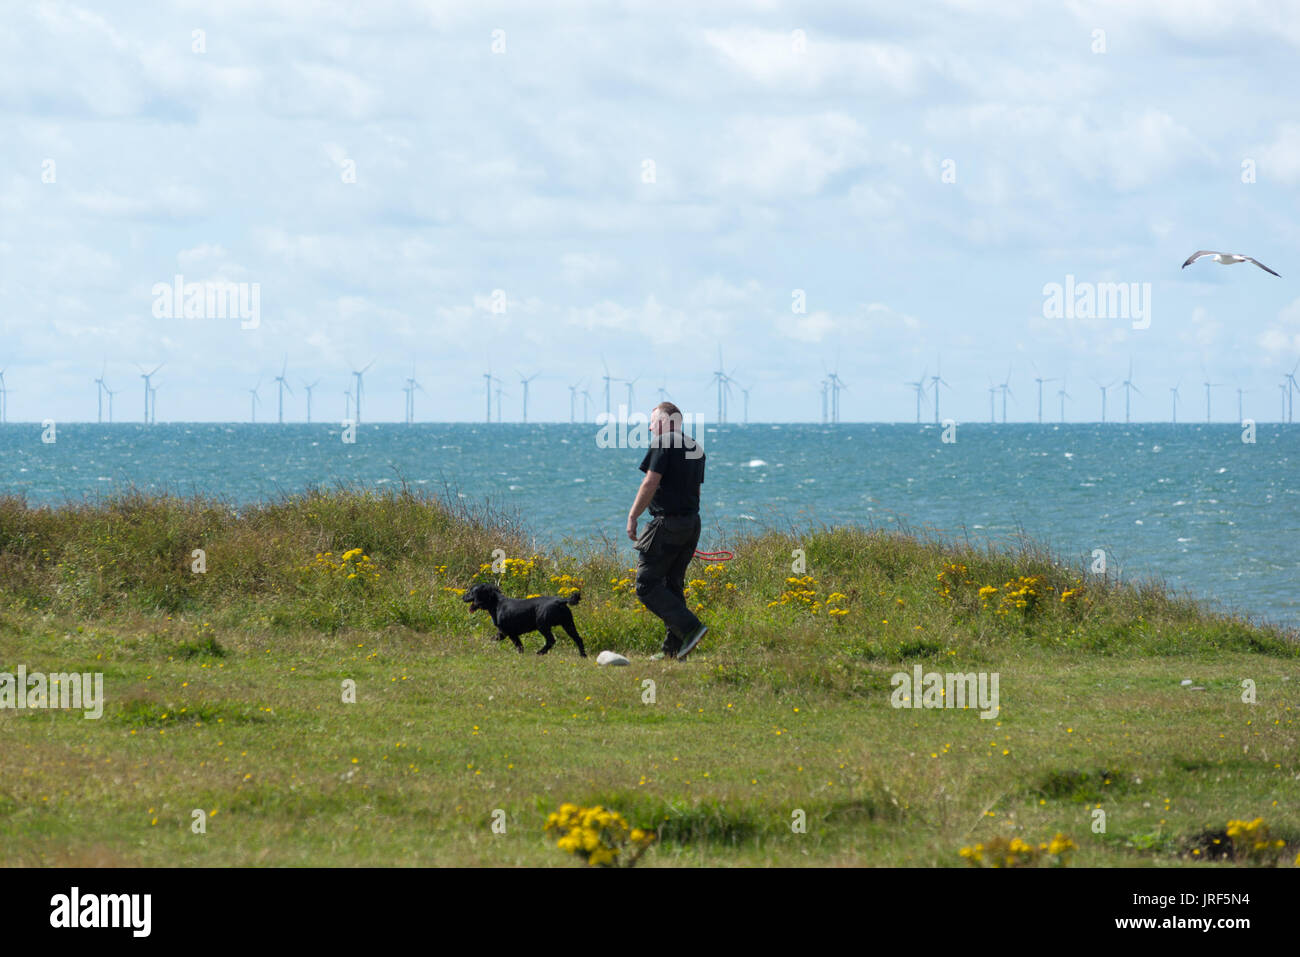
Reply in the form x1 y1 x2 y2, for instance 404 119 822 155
596 651 630 666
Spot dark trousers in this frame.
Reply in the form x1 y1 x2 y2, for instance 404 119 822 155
634 514 703 654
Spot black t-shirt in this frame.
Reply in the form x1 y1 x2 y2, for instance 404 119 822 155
639 431 706 516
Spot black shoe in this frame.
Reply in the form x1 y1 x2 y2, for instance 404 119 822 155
676 624 708 660
657 635 682 659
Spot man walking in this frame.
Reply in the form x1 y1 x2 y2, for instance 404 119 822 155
626 401 708 659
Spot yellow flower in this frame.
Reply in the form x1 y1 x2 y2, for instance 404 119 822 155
1047 834 1076 855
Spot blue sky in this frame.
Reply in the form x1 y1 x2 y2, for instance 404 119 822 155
3 0 1300 423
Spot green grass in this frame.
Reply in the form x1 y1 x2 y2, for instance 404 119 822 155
0 488 1296 867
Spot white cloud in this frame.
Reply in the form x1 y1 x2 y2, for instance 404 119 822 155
1254 122 1300 185
775 302 922 347
710 113 872 196
92 185 206 220
560 252 621 286
703 27 922 96
1258 297 1300 355
1182 305 1221 351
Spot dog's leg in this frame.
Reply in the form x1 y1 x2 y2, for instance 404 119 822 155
504 632 524 653
561 621 587 658
537 628 556 655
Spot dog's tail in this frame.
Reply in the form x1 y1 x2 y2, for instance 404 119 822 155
566 591 581 605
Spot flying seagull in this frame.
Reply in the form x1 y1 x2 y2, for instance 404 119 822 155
1181 250 1280 277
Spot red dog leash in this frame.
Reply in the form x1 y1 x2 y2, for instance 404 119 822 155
693 549 734 562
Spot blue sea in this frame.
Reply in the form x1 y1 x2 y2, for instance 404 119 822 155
2 422 1297 628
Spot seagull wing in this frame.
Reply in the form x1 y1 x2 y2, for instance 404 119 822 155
1181 251 1218 268
1245 257 1281 277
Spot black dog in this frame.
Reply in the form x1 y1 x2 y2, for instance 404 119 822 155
462 583 587 657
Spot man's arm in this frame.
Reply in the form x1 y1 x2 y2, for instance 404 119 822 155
626 470 662 540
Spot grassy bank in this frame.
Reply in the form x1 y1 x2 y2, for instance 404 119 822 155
1 489 1296 866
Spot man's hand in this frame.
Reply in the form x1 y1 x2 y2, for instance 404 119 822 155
627 470 662 543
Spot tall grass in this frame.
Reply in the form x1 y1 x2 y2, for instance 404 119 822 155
0 488 1293 660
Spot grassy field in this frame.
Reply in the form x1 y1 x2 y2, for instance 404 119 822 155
1 489 1296 867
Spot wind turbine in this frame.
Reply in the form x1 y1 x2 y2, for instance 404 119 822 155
725 365 740 420
1200 362 1225 423
568 381 581 424
987 380 997 423
998 366 1014 424
1094 377 1117 424
740 385 750 425
1034 373 1058 424
710 349 733 424
1170 382 1181 424
709 369 732 424
405 367 425 425
149 382 160 425
248 380 261 423
344 389 353 421
622 376 639 416
350 360 374 424
138 363 163 424
905 369 928 424
1203 379 1224 423
94 362 107 423
929 367 950 424
826 371 847 424
580 388 592 423
482 371 493 423
275 356 294 424
1281 383 1289 422
302 379 320 424
493 377 507 423
518 371 538 423
601 356 614 417
820 378 829 425
1057 385 1070 424
104 383 118 423
1121 361 1140 424
1284 361 1300 424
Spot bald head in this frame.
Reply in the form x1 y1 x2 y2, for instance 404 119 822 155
651 401 683 434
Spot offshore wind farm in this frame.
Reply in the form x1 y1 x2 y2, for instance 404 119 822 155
1 355 1297 425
